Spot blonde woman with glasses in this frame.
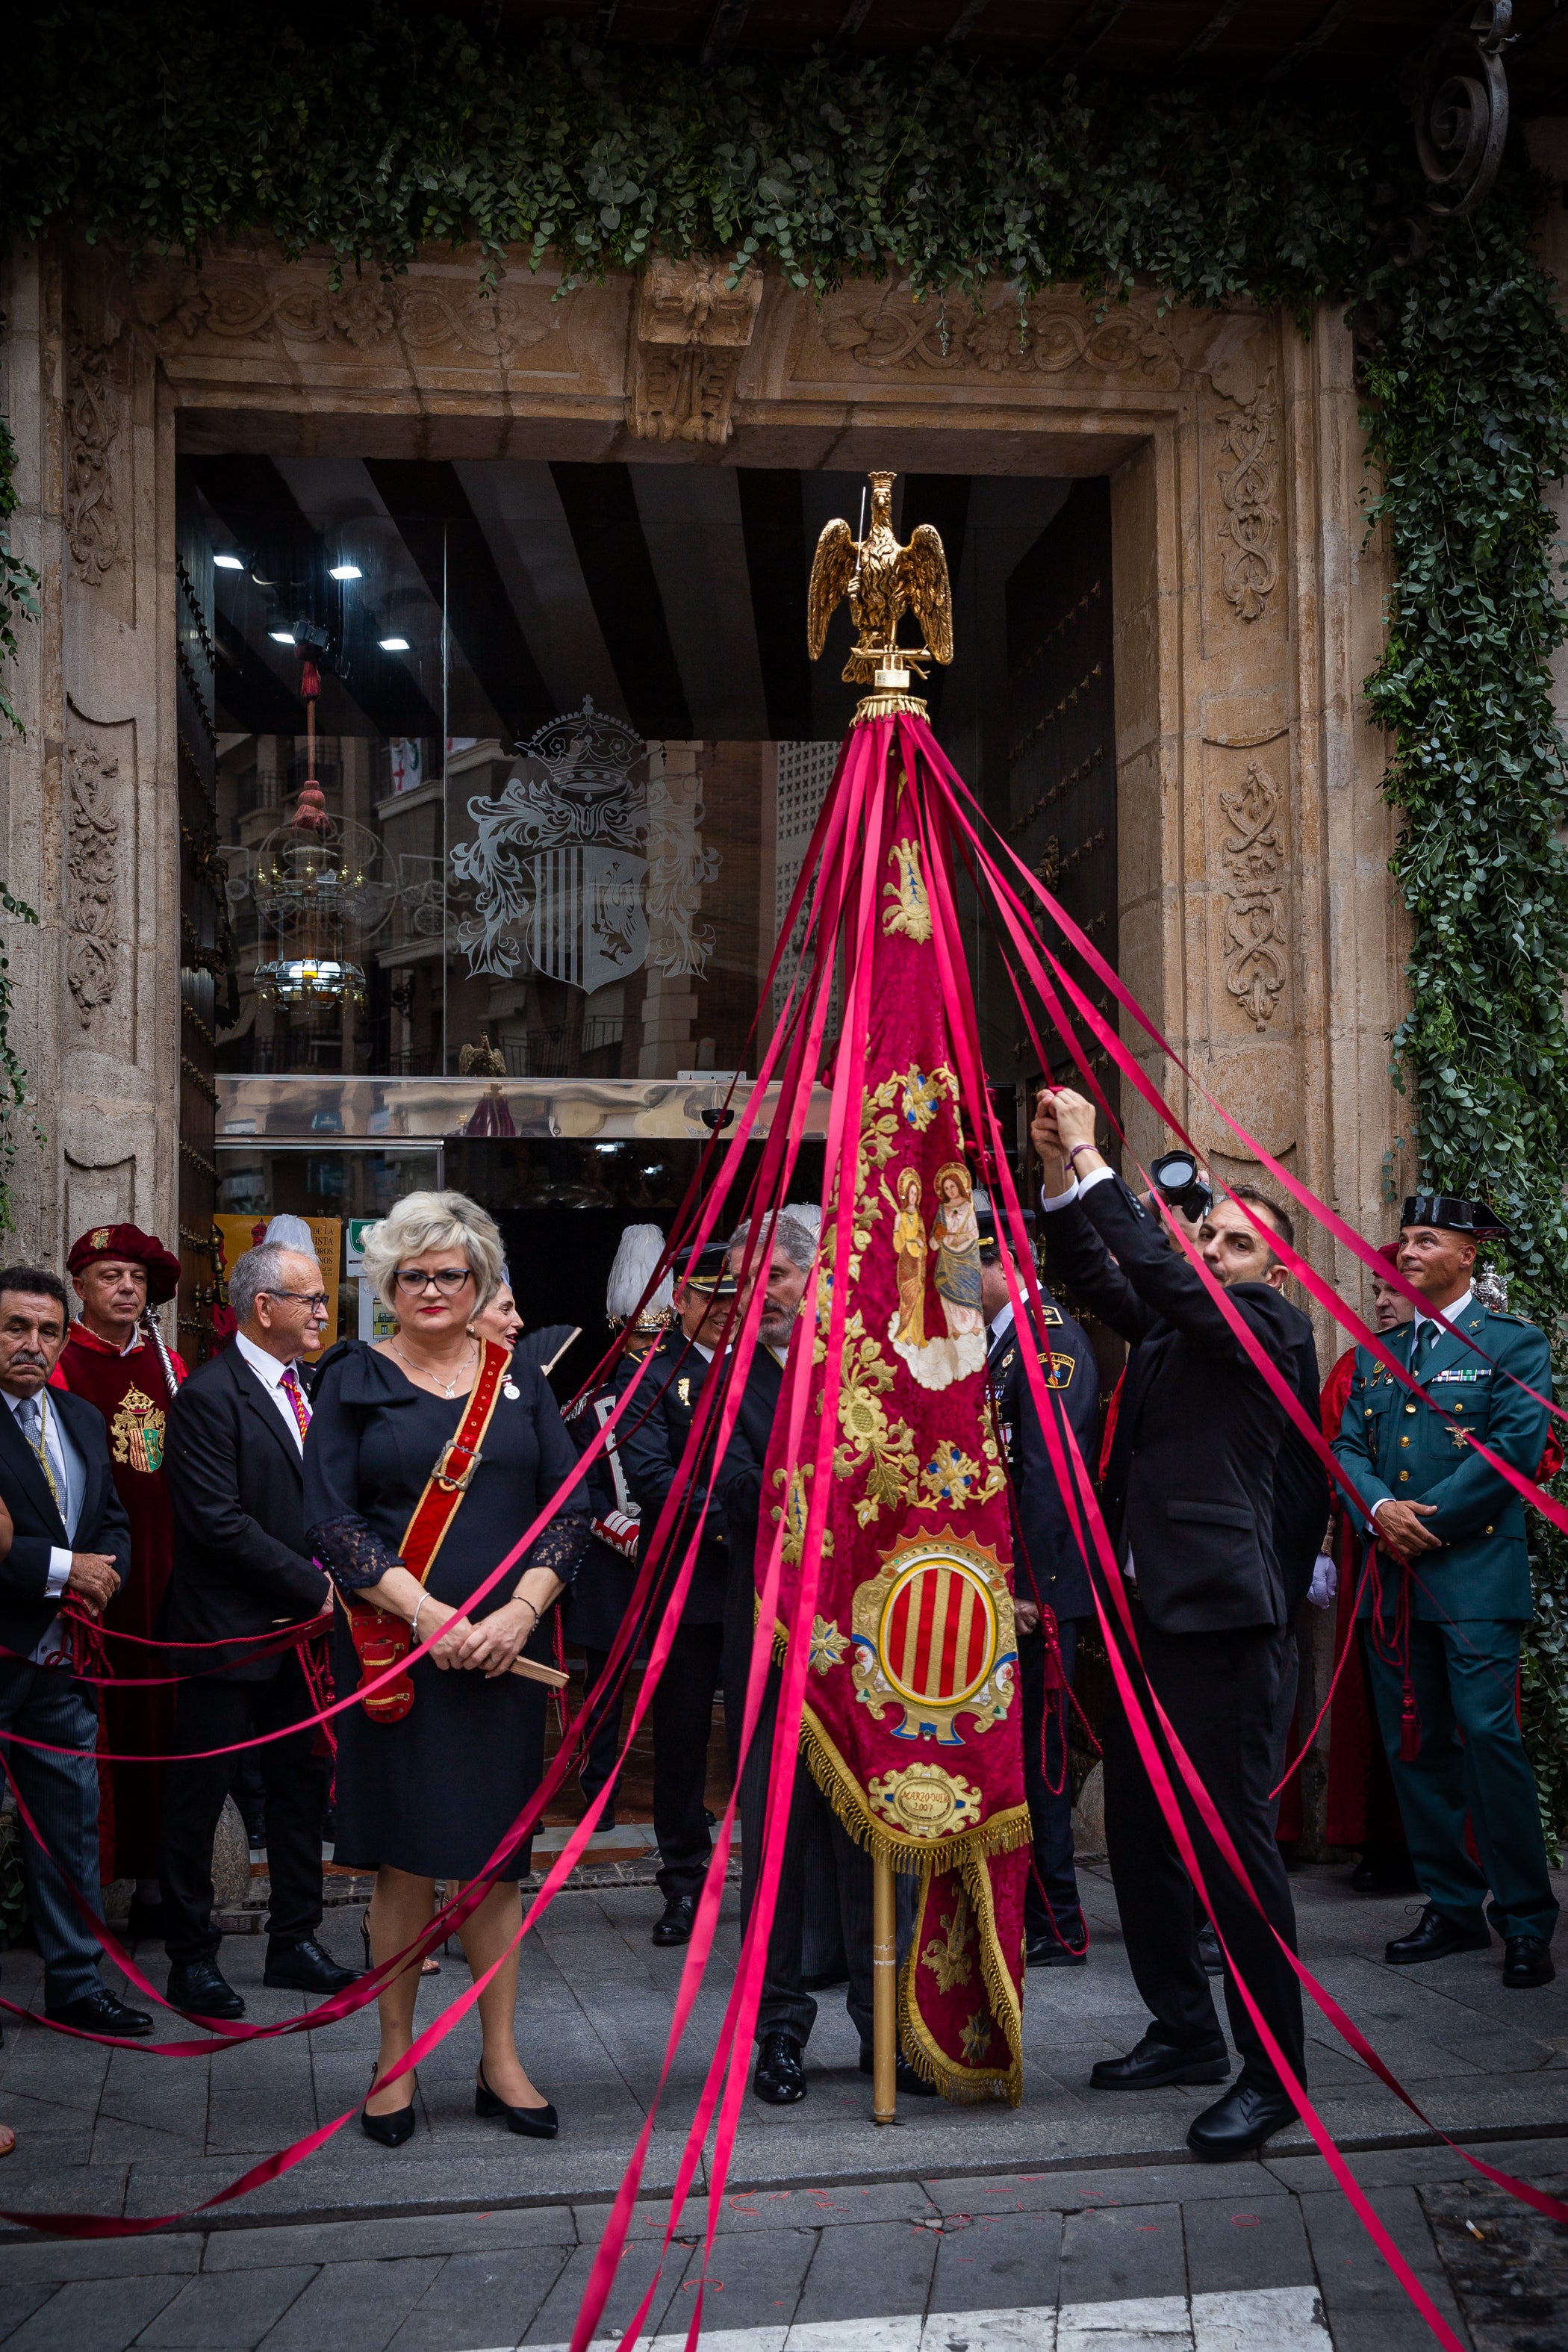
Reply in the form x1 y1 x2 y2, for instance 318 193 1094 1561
305 1191 588 2147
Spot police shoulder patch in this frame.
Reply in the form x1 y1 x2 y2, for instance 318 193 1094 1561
1040 1298 1064 1326
1044 1351 1076 1387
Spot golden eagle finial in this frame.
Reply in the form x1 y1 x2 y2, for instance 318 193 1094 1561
806 471 955 688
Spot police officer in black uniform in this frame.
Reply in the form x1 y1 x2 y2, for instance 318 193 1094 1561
979 1209 1101 1965
617 1244 738 1948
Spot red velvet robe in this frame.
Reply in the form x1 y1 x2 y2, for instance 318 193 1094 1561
55 1323 187 1882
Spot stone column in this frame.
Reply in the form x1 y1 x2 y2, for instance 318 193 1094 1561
0 238 179 1277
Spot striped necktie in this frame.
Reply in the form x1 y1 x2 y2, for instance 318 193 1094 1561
280 1363 311 1443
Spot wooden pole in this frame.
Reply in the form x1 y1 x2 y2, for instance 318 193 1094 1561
871 1852 897 2124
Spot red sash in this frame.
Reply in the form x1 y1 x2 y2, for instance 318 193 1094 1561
346 1340 510 1723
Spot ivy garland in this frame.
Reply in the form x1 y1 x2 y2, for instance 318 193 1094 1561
0 4 1566 1828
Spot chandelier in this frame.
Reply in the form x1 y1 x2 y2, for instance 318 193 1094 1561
254 951 366 1009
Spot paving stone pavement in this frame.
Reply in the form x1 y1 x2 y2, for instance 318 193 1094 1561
0 1865 1564 2223
0 1861 1563 2345
0 2141 1561 2348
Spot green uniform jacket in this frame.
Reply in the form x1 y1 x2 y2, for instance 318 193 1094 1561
1331 1300 1552 1625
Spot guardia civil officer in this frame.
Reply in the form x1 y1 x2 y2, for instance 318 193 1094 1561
1333 1195 1558 1989
977 1208 1100 1966
616 1243 737 1948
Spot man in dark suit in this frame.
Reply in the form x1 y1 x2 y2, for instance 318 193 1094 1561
617 1244 737 1948
1033 1089 1313 2159
160 1242 358 2018
978 1214 1101 1967
0 1266 149 2035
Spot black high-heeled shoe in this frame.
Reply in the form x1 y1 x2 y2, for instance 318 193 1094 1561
361 2063 417 2148
476 2064 559 2138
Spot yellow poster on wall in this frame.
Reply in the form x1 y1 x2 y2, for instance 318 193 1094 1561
214 1215 341 1356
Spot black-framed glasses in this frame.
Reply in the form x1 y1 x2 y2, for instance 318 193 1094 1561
262 1289 332 1313
393 1267 474 1296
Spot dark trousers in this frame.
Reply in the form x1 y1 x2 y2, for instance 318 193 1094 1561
0 1663 108 2005
739 1667 874 2052
651 1620 724 1901
1363 1617 1558 1943
576 1646 626 1816
1104 1609 1304 2094
160 1657 329 1964
1020 1616 1084 1945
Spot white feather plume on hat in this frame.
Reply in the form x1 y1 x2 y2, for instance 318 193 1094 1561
606 1223 673 1328
263 1215 318 1256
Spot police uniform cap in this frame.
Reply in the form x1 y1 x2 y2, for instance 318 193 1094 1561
1399 1194 1511 1239
682 1242 738 1298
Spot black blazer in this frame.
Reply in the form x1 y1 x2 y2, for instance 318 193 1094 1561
987 1299 1101 1621
714 1343 786 1570
0 1384 131 1661
1043 1176 1309 1635
1272 1322 1331 1620
164 1344 329 1679
616 1330 730 1626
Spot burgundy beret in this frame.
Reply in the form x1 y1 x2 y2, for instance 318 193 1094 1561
66 1223 181 1306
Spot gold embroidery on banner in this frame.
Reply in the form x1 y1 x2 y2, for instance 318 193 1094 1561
868 1761 984 1838
850 1532 1016 1744
809 1615 850 1674
109 1385 166 1475
883 836 933 943
960 2010 995 2067
772 1462 834 1567
920 1881 977 1994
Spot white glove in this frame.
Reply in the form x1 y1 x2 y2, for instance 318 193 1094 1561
1307 1552 1337 1611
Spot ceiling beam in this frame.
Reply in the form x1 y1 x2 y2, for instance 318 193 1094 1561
1051 0 1134 65
364 460 556 745
944 1 991 43
1176 1 1250 64
735 470 815 743
700 1 755 66
185 456 441 741
1261 0 1359 84
831 0 877 49
549 463 695 740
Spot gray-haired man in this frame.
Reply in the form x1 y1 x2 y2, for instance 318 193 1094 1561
158 1244 357 2019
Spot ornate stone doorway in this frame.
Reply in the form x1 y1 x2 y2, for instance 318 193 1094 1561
1 240 1407 1344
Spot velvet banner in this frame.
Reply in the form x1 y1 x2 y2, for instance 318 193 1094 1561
763 747 1028 2104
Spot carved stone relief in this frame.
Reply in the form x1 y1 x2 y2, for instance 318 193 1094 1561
1210 343 1280 623
806 286 1181 389
64 329 124 585
628 255 763 445
1217 756 1287 1030
65 740 121 1024
131 264 562 361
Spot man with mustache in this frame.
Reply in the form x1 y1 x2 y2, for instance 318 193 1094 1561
0 1266 150 2036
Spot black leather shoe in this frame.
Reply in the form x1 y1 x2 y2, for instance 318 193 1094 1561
753 2030 806 2104
651 1894 697 1948
46 1985 154 2038
1026 1932 1087 1967
859 2046 939 2096
1503 1935 1556 1988
167 1958 246 2020
1188 2077 1298 2160
361 2064 417 2148
476 2065 559 2138
263 1935 360 1993
1195 1922 1225 1976
1384 1905 1490 1967
1089 2031 1231 2091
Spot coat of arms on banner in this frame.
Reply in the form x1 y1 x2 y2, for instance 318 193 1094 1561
449 700 721 989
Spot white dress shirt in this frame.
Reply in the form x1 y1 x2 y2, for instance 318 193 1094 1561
234 1328 309 1452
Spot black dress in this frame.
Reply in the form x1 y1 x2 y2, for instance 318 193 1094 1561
304 1340 588 1881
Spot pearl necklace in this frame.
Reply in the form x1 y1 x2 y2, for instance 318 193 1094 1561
391 1337 476 1400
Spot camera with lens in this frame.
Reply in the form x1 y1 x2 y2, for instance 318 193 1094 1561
1149 1148 1212 1224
